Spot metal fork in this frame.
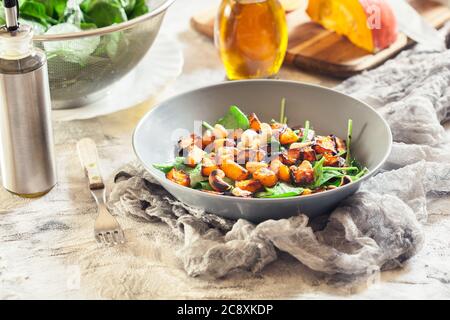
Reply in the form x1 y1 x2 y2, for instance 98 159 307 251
77 138 125 246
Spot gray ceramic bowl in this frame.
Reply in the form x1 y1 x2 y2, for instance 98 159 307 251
133 80 392 222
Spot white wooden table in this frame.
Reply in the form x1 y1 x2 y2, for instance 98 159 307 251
1 0 449 300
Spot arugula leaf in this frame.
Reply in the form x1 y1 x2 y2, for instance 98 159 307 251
346 119 353 165
256 183 304 198
301 120 310 143
217 105 250 130
312 157 326 188
315 170 344 187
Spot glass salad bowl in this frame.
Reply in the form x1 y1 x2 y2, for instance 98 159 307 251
30 0 176 109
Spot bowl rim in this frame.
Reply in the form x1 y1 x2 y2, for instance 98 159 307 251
133 79 393 203
32 0 177 41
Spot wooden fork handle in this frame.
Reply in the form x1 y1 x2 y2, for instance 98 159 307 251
77 138 105 190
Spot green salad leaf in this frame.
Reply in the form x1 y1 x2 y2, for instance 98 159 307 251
153 158 208 188
256 183 304 198
153 157 186 173
0 0 150 67
44 23 100 65
194 181 214 191
81 0 128 28
129 0 149 19
20 0 57 27
217 105 250 130
119 0 136 15
188 163 208 188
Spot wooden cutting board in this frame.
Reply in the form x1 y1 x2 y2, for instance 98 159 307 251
191 0 450 78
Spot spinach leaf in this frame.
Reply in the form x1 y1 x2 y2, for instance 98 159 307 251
217 105 250 130
80 22 97 29
44 23 100 65
93 31 124 60
81 0 127 28
194 181 214 191
188 164 208 188
256 183 304 198
119 0 136 15
0 3 5 25
129 0 149 19
20 0 57 28
153 157 185 173
34 0 67 20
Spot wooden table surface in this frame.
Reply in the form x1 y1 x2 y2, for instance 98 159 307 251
1 0 449 300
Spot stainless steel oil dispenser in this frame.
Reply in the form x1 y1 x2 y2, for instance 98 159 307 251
0 0 56 197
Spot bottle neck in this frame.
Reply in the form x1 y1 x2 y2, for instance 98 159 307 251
0 25 34 60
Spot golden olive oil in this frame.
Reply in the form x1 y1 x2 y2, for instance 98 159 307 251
215 0 288 80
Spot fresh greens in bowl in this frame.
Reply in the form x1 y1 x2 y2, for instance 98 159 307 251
0 0 173 108
0 0 149 32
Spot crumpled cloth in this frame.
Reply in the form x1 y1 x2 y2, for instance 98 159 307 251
107 27 450 279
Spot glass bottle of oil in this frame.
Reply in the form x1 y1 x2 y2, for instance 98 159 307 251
215 0 288 80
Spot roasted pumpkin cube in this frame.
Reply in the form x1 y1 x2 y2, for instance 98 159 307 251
221 160 249 181
215 147 238 164
278 152 297 166
269 159 291 183
201 157 219 177
313 135 336 155
270 122 286 130
202 130 215 150
248 113 262 131
246 161 268 174
235 179 263 193
237 148 266 164
290 160 314 186
270 122 288 139
213 138 236 151
279 127 299 145
333 135 347 154
322 153 345 167
185 145 205 168
166 168 190 187
288 145 316 163
253 167 278 187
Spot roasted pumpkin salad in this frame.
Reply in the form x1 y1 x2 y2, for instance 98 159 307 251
153 102 368 198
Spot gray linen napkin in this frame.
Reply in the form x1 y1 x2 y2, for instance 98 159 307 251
107 27 450 279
